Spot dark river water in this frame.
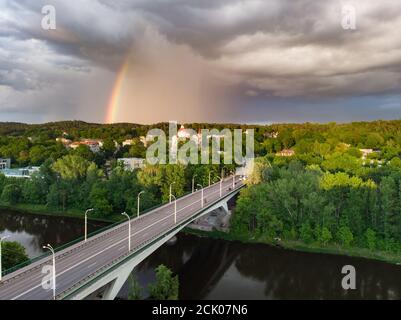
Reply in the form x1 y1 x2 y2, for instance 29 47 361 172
1 209 401 299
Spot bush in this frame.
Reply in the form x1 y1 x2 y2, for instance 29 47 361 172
148 265 179 300
300 222 314 244
364 228 376 250
1 184 22 205
319 227 332 246
337 226 354 247
1 241 29 270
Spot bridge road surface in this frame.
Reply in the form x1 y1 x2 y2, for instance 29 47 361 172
0 176 243 300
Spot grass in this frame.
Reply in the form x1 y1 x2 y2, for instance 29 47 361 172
183 228 401 265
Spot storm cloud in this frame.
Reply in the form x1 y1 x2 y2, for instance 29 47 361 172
1 0 401 123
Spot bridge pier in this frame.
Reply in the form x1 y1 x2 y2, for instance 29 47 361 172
220 200 229 214
101 265 133 300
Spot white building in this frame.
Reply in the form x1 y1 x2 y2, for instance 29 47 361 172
70 139 103 153
0 158 11 170
0 166 40 179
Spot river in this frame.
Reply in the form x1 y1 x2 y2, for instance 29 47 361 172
1 209 400 299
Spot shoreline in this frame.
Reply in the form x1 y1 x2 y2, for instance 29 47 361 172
183 228 401 265
1 204 400 265
0 203 117 223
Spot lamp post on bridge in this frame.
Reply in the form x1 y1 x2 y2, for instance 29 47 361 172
84 208 94 242
197 184 204 208
192 174 197 193
169 182 175 203
171 194 177 224
0 235 10 282
121 212 131 252
215 176 222 197
137 191 145 218
42 243 56 300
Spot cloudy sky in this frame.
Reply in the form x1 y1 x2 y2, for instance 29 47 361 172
1 0 401 124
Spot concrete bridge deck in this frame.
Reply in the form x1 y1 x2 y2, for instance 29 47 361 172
0 176 244 300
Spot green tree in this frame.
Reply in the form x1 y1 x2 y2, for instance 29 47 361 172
337 226 354 247
300 222 314 244
148 265 179 300
89 182 113 217
73 145 94 161
365 228 376 250
1 184 22 205
128 274 142 300
319 227 332 246
52 155 91 180
1 241 29 270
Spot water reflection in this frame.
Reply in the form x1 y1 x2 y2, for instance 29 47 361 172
0 209 107 258
119 234 401 300
1 209 399 300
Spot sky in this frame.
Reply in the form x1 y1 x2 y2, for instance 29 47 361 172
1 0 401 124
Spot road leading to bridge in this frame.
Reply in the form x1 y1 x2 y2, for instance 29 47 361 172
0 176 243 300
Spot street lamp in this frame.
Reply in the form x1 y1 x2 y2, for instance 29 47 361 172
121 212 131 252
197 184 204 208
215 175 222 197
192 174 197 193
231 171 235 189
170 194 177 224
169 182 176 203
137 191 145 218
0 235 10 282
84 208 94 242
42 244 56 300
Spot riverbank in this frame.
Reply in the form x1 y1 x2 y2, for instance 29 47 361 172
2 202 400 265
183 228 401 265
0 202 118 223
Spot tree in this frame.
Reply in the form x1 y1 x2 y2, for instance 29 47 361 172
52 155 91 180
1 184 22 205
365 228 376 250
300 222 314 244
22 175 47 204
73 145 94 161
128 274 142 300
337 226 354 247
89 182 113 217
1 241 29 270
319 227 332 246
148 265 179 300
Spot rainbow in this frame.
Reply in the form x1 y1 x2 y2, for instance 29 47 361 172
105 56 130 124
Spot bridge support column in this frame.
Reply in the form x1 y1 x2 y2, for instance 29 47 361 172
101 265 134 300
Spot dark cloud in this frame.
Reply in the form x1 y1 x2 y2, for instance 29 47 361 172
1 0 401 123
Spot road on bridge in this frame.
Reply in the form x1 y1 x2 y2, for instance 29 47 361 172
0 176 243 300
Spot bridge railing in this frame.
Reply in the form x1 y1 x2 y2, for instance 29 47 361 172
59 182 244 299
1 178 231 278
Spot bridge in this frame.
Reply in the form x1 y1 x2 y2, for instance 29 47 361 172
0 176 244 300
